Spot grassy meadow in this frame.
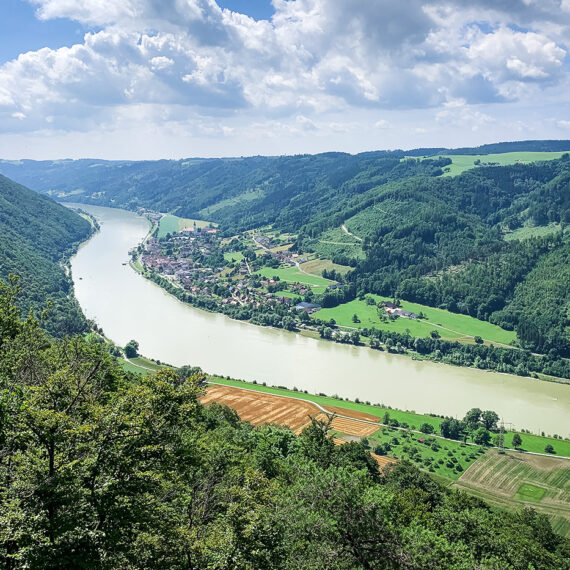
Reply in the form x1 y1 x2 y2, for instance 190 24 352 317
313 294 517 345
157 213 216 238
439 151 567 177
255 266 332 292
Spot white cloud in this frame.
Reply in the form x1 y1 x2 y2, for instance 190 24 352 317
0 0 569 155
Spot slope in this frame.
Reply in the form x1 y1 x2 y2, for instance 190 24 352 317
0 174 92 336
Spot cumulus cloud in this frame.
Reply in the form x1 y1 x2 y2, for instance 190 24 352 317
0 0 568 149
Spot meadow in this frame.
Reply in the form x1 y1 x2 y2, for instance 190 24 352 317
367 426 485 481
299 258 352 277
255 265 332 292
313 294 517 345
439 151 567 177
157 213 216 238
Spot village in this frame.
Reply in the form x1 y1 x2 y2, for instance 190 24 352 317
136 216 327 316
132 211 423 343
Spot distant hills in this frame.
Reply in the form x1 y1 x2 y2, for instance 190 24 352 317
0 174 92 336
1 140 569 354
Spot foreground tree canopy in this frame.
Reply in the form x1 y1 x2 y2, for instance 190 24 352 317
0 280 568 569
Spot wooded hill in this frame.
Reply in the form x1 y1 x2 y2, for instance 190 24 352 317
0 174 92 336
1 141 569 355
0 283 568 569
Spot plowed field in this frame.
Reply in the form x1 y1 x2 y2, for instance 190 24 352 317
201 384 325 434
370 453 398 468
330 416 379 437
202 384 381 437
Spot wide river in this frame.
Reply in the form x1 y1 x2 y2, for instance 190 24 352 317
69 205 570 435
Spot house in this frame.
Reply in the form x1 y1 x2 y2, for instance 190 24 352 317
295 301 321 313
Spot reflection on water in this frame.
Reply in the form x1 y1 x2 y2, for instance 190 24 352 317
68 204 570 435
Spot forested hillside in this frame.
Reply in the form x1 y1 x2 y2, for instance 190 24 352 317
0 282 568 569
0 175 92 336
2 143 569 354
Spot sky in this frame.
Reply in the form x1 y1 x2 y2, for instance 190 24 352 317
1 0 570 159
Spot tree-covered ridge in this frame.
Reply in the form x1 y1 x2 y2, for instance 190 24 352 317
0 282 568 569
2 149 570 354
0 175 92 336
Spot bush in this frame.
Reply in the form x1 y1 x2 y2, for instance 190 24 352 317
544 444 555 454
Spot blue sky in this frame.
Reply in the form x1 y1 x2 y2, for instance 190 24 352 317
0 0 89 63
1 0 570 159
0 0 274 64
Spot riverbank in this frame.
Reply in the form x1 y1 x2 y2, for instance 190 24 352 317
68 204 570 435
126 212 570 385
206 376 570 458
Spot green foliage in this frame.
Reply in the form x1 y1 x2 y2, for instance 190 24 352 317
0 284 568 567
0 174 92 337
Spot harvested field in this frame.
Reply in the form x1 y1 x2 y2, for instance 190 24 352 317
330 416 379 437
201 384 324 434
454 449 570 538
324 405 380 423
203 384 379 437
371 453 398 469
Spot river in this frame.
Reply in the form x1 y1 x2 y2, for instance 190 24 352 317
69 204 570 435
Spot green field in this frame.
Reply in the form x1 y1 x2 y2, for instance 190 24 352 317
504 431 570 457
274 290 302 300
313 294 517 345
504 222 564 242
157 213 216 238
223 251 244 262
300 258 352 277
368 427 485 481
255 266 333 292
454 449 570 537
514 483 546 503
439 152 567 177
120 356 167 374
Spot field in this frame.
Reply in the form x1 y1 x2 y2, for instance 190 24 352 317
157 213 216 238
223 251 244 262
454 449 570 537
255 266 333 292
504 222 565 242
313 294 517 345
210 376 444 431
201 384 325 434
368 426 485 481
312 227 365 260
299 258 352 277
438 151 567 177
202 383 386 437
201 384 406 473
120 355 167 374
209 377 570 458
503 432 570 457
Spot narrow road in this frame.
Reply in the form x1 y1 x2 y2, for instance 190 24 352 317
341 224 363 242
